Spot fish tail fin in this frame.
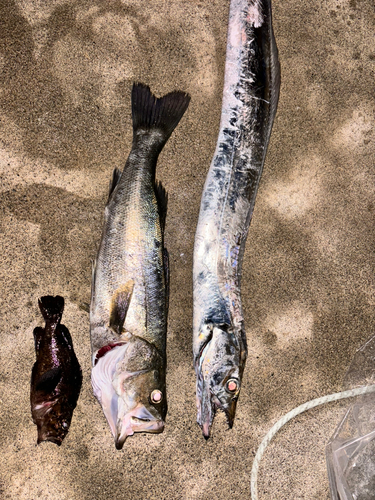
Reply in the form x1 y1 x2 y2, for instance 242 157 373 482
131 83 190 145
38 295 64 322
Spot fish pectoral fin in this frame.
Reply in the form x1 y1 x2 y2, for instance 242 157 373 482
34 367 63 393
109 280 135 335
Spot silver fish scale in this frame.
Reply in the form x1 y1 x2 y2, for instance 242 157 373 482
90 139 167 357
193 0 280 435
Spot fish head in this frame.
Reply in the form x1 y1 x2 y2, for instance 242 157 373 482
31 396 74 445
91 337 167 450
30 363 82 446
195 323 245 439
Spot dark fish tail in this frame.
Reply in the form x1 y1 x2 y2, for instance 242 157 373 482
38 295 64 323
131 83 190 148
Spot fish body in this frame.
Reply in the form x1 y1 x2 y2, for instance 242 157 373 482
90 83 190 449
30 296 82 445
193 0 280 438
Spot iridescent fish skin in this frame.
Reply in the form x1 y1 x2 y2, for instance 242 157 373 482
193 0 280 438
30 296 82 445
90 83 190 449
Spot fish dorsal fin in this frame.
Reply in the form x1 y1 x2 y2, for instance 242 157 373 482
33 326 44 350
35 367 62 393
155 180 168 233
109 280 134 335
108 168 122 203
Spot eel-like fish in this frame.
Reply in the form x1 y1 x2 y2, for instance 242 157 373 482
90 83 190 449
30 296 82 445
193 0 280 438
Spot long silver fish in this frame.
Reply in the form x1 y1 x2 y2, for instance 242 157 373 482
193 0 280 438
90 83 190 449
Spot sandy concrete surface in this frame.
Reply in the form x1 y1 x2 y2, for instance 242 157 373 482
0 0 374 499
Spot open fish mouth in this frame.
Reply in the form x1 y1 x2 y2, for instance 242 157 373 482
196 334 240 439
197 380 237 439
115 405 165 450
37 430 65 446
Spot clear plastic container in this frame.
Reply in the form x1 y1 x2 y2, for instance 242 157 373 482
326 335 375 500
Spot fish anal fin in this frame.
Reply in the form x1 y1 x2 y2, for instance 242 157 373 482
109 280 134 335
163 248 169 312
155 181 168 233
108 168 122 204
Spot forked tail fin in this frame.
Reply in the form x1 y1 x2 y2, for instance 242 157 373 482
131 83 190 143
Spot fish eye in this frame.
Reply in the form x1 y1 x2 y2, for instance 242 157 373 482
225 378 239 394
62 422 68 429
150 389 163 404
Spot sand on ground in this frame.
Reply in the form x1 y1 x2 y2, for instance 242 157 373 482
0 1 374 499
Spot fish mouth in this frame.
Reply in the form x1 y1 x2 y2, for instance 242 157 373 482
91 343 166 449
197 383 238 440
115 404 164 450
37 429 64 446
196 345 238 439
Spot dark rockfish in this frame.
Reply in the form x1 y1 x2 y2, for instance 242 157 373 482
30 296 82 445
193 0 280 438
90 83 190 449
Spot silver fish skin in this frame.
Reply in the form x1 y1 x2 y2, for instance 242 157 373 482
193 0 280 438
90 83 190 449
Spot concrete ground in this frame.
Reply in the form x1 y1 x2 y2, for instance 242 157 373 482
0 0 374 499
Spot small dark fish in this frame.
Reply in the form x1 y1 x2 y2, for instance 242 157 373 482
90 83 190 449
193 0 280 438
30 296 82 445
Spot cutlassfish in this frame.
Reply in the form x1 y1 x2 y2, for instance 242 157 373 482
193 0 280 438
90 83 190 449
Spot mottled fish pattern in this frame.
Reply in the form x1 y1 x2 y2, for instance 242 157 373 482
30 296 82 445
90 83 190 449
193 0 280 438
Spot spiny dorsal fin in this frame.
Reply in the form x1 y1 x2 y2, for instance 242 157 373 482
109 280 134 335
155 180 168 233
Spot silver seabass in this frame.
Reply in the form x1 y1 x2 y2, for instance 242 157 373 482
90 83 190 449
193 0 281 438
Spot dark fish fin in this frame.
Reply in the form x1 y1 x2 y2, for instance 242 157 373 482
155 180 168 233
108 167 122 203
79 302 90 313
91 259 97 301
33 327 44 351
60 324 73 348
163 248 169 313
38 296 64 323
35 367 63 393
131 83 190 143
109 280 134 335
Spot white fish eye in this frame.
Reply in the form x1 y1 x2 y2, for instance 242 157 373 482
225 378 239 394
62 422 68 428
150 389 163 404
